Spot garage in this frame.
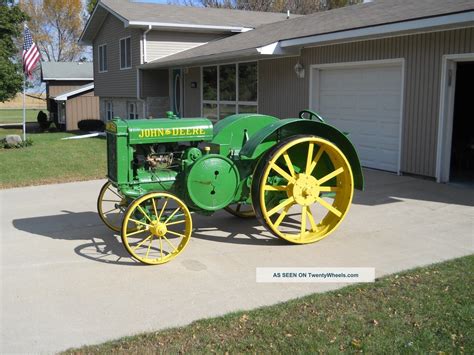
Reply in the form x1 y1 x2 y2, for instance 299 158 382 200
310 61 403 172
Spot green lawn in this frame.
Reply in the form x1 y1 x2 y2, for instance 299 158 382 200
0 109 45 123
0 129 106 188
63 255 473 354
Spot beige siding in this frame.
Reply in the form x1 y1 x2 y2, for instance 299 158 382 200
259 27 474 177
184 67 201 117
93 14 141 97
65 95 100 130
146 31 224 61
47 81 92 97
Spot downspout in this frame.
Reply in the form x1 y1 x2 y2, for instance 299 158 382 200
138 25 152 117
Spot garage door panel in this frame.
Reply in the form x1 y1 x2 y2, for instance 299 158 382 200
313 64 402 172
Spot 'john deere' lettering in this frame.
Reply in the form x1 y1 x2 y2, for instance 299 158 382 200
138 127 206 138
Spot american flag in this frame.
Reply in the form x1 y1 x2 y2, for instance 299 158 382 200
23 25 40 78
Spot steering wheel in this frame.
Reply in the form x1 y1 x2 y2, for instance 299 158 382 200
299 109 325 123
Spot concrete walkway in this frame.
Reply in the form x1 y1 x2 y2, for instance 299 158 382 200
0 169 472 353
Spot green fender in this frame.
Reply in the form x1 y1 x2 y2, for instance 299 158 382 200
240 118 364 190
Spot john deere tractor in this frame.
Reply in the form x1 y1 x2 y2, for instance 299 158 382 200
98 110 363 265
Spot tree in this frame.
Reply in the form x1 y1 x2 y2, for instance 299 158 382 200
0 1 28 102
86 0 98 15
21 0 84 62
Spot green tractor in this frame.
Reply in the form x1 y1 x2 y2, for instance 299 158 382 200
98 110 363 265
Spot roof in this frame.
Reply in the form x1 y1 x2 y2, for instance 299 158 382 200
80 0 297 44
54 83 94 101
141 0 474 69
41 62 93 81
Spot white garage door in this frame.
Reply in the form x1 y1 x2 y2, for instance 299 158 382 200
312 63 402 172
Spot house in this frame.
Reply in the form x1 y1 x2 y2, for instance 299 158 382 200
41 62 99 130
80 0 474 183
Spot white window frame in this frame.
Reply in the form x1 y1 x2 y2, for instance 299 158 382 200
105 101 113 121
120 36 132 70
98 44 107 73
201 61 258 121
127 101 138 120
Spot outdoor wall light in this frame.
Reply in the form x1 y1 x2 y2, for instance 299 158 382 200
294 62 305 79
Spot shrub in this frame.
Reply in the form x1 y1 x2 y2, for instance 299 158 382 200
78 119 105 132
37 110 50 131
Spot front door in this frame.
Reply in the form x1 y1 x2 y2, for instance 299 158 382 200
172 69 182 117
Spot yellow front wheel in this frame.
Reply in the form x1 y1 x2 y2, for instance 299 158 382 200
252 136 354 244
97 181 129 232
121 192 192 265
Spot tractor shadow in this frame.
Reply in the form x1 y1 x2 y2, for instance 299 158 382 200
11 209 287 266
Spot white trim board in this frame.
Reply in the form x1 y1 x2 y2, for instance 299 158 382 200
54 84 94 101
435 53 474 183
309 58 405 174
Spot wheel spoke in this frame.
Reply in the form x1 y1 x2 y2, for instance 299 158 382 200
102 207 119 214
283 152 295 178
267 197 294 218
158 199 168 221
129 218 151 228
126 228 148 237
306 143 314 174
167 230 185 238
273 204 291 228
102 199 121 203
107 186 123 199
162 235 177 252
307 206 317 232
151 198 158 218
319 186 339 192
307 147 325 175
316 197 342 218
164 207 180 224
159 236 164 259
165 219 186 226
300 206 307 235
137 205 153 223
271 163 295 183
132 234 153 251
318 167 344 185
145 235 154 259
264 185 288 191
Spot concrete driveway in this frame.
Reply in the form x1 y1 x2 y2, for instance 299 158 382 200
1 169 472 353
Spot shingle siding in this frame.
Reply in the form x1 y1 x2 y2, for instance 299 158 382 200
259 27 474 178
93 14 141 98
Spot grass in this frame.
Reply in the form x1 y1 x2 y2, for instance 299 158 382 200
0 128 106 188
0 109 45 123
63 255 473 354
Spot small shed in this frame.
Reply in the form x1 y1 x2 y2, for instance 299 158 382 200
41 62 99 130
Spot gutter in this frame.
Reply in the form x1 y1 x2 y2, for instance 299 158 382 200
143 25 152 63
127 21 253 33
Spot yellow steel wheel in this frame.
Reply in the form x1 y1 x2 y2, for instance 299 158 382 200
97 181 130 232
224 203 256 218
121 192 192 265
253 136 354 244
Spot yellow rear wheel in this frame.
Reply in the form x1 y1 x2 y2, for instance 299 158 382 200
253 136 354 244
121 192 192 265
97 181 129 232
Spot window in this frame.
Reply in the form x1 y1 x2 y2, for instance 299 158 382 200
128 102 138 119
202 62 257 121
120 37 131 69
105 101 113 121
98 44 107 72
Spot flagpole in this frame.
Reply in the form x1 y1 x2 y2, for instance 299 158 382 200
22 74 26 142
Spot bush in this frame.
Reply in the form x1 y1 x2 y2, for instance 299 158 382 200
37 110 50 131
78 119 105 132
